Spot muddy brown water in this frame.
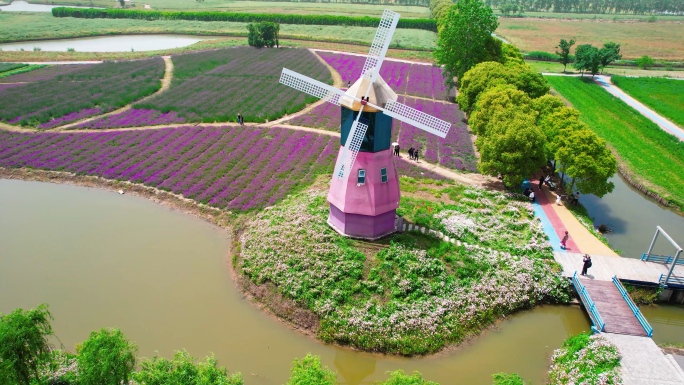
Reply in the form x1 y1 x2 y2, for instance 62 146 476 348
0 179 681 384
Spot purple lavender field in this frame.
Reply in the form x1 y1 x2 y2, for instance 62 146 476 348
0 64 87 84
286 96 476 172
137 47 331 124
72 108 185 129
0 58 164 127
317 52 448 100
0 126 444 211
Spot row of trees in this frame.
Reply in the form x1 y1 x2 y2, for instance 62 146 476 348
485 0 684 14
457 47 617 195
556 39 622 76
1 305 444 385
247 22 280 48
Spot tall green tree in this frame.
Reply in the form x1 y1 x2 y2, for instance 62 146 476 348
599 42 622 73
469 85 537 136
456 61 512 114
555 38 575 73
0 305 54 385
434 0 499 86
476 110 547 187
574 44 601 77
77 328 137 385
554 127 617 196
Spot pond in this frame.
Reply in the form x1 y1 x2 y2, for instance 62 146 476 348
0 34 226 52
580 173 684 257
0 179 594 385
0 0 96 11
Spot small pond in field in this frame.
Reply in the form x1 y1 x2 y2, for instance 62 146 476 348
1 179 682 384
0 34 226 52
0 0 97 11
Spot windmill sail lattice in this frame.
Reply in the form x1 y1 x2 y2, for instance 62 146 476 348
362 10 400 83
383 99 451 138
334 120 369 178
279 68 345 105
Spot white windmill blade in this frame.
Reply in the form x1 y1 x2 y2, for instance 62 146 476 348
362 9 400 84
279 68 346 105
334 119 369 179
382 99 451 138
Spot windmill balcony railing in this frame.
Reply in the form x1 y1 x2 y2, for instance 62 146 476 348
612 275 653 337
572 271 605 333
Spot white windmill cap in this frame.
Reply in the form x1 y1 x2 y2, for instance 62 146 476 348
340 73 398 112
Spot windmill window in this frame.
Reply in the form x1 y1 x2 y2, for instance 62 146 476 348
357 169 366 185
380 168 388 183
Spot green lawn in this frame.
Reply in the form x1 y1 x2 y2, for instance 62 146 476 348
611 76 684 129
0 12 436 50
546 76 684 211
526 60 684 79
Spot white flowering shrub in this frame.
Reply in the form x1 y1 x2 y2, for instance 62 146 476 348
548 333 622 385
240 190 569 355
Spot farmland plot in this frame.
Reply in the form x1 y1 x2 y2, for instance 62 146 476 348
137 47 332 124
0 58 164 127
0 126 443 211
317 51 448 100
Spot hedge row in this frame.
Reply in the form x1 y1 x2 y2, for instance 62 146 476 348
51 7 437 31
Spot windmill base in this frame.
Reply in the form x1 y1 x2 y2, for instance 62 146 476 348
327 203 396 241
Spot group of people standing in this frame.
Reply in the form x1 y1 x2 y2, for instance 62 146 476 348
392 144 420 161
237 114 244 126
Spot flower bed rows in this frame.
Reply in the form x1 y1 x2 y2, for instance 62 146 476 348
72 108 184 129
0 64 86 84
0 58 164 127
317 52 448 100
0 126 444 210
548 333 622 385
239 188 568 355
136 47 331 125
286 96 476 171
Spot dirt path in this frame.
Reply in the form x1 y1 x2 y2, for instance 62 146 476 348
59 56 174 130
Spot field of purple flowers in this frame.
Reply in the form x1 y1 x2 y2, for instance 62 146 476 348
0 64 86 84
72 108 185 129
317 52 448 100
287 96 476 172
136 47 331 124
0 126 443 210
0 58 164 128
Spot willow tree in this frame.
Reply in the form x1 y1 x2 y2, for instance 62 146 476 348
434 0 499 86
0 305 54 385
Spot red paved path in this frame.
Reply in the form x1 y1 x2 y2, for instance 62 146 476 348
535 186 579 252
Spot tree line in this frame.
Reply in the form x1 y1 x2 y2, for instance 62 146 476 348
434 0 616 195
486 0 684 14
51 7 437 32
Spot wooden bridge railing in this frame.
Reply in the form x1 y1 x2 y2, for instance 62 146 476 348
612 276 654 337
573 272 605 333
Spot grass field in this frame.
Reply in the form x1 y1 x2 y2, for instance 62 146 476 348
0 12 436 50
24 0 430 16
611 76 684 128
498 18 684 60
546 76 684 211
505 11 684 21
526 60 684 78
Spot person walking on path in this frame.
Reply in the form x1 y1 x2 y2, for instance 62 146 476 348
395 145 400 157
538 175 545 190
408 147 414 160
237 113 244 125
561 231 569 249
414 149 420 162
581 254 592 275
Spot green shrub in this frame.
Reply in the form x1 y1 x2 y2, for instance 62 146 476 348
77 328 137 385
134 350 243 385
51 7 438 31
524 51 559 61
492 373 526 385
286 354 336 385
636 55 655 70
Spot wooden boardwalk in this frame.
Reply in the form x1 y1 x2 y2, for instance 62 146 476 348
554 251 684 284
582 278 648 336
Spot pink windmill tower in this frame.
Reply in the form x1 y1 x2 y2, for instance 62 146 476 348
279 10 451 240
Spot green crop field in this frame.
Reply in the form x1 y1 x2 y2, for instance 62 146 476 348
23 0 430 17
546 76 684 211
498 18 684 60
611 76 684 129
0 12 436 50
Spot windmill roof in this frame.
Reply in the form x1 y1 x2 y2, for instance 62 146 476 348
340 74 397 112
